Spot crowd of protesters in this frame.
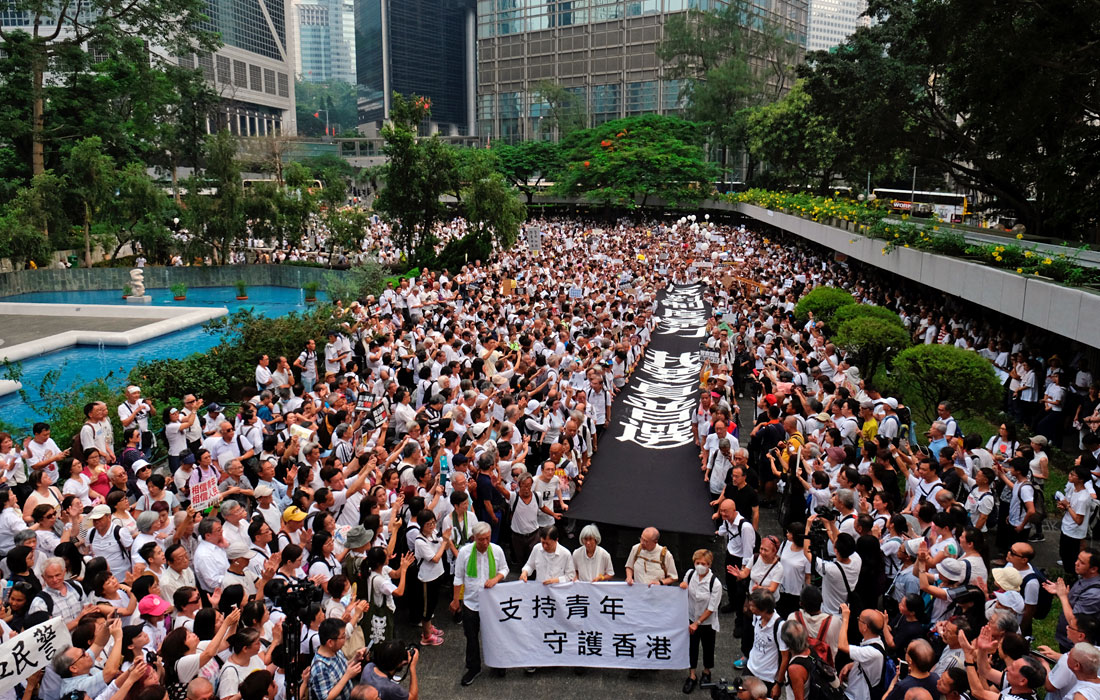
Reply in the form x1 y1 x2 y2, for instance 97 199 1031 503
0 213 1098 700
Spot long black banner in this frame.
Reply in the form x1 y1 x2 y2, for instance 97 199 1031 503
568 284 715 535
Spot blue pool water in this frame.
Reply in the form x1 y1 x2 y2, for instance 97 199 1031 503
0 286 326 431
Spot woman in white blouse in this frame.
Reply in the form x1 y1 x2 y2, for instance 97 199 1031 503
681 548 722 693
572 524 614 582
728 535 785 669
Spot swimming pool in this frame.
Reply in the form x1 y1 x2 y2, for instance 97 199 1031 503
0 286 326 431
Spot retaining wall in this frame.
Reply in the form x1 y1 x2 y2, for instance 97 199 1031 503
0 264 333 297
728 201 1100 350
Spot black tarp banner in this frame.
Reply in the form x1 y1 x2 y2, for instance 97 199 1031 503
568 283 716 535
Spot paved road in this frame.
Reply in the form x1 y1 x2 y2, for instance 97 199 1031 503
0 314 152 347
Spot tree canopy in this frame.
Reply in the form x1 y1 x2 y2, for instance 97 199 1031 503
554 115 717 207
797 0 1100 237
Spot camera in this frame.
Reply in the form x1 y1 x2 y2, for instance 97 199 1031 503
278 579 324 624
711 676 742 699
814 505 839 521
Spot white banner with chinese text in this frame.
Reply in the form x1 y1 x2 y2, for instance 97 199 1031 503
480 581 688 669
0 617 71 694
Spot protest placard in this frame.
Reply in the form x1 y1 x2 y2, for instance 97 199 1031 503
0 618 70 694
190 475 220 511
481 581 688 669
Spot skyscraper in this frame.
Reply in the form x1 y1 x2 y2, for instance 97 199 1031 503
476 0 808 143
354 0 477 136
2 0 298 136
182 0 299 135
806 0 867 52
291 0 357 84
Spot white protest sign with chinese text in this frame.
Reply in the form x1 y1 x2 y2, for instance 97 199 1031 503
480 581 688 669
0 618 70 694
190 475 220 511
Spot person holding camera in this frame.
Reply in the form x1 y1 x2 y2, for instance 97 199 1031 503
309 619 366 700
881 639 940 700
802 522 862 617
362 639 420 700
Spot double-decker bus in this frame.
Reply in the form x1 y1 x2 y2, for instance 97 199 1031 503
873 189 969 223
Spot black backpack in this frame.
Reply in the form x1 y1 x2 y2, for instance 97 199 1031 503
87 523 131 564
795 655 843 700
34 581 84 615
1023 569 1054 619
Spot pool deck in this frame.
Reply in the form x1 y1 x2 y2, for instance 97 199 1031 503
0 302 227 395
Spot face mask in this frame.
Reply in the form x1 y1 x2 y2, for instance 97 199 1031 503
695 564 709 578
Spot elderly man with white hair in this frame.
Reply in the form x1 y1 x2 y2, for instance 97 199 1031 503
451 521 508 687
30 556 92 627
573 524 614 582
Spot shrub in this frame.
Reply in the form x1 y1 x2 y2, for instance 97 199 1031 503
833 317 910 383
831 304 905 329
793 286 856 324
302 280 320 300
891 344 1003 424
170 282 187 297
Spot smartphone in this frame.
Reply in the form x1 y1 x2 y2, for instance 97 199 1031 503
897 660 909 680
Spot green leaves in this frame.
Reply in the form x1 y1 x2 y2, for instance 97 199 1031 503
792 286 856 323
554 114 718 207
892 344 1002 425
374 93 457 266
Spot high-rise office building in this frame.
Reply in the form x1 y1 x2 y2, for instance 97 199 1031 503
291 0 357 84
2 0 298 137
188 0 298 135
354 0 477 136
476 0 808 143
806 0 866 52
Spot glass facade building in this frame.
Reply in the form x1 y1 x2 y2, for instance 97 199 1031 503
476 0 807 142
355 0 477 135
292 0 357 84
0 0 299 136
806 0 866 52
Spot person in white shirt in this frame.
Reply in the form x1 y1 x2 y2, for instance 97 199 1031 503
219 500 250 550
1058 465 1095 570
22 422 67 485
193 517 229 595
572 524 615 582
118 386 154 456
255 354 273 392
450 523 508 686
681 549 722 693
412 509 456 647
745 589 790 684
838 603 887 700
520 525 575 584
803 525 862 615
87 503 133 574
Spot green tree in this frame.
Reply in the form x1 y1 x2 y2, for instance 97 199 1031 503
554 115 718 207
744 80 848 193
373 93 457 266
831 304 905 329
66 137 116 267
108 162 174 260
833 317 910 384
793 286 855 324
0 0 216 177
892 344 1003 424
658 1 803 182
492 140 564 203
185 130 245 264
532 81 587 138
800 0 1100 237
456 148 526 251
